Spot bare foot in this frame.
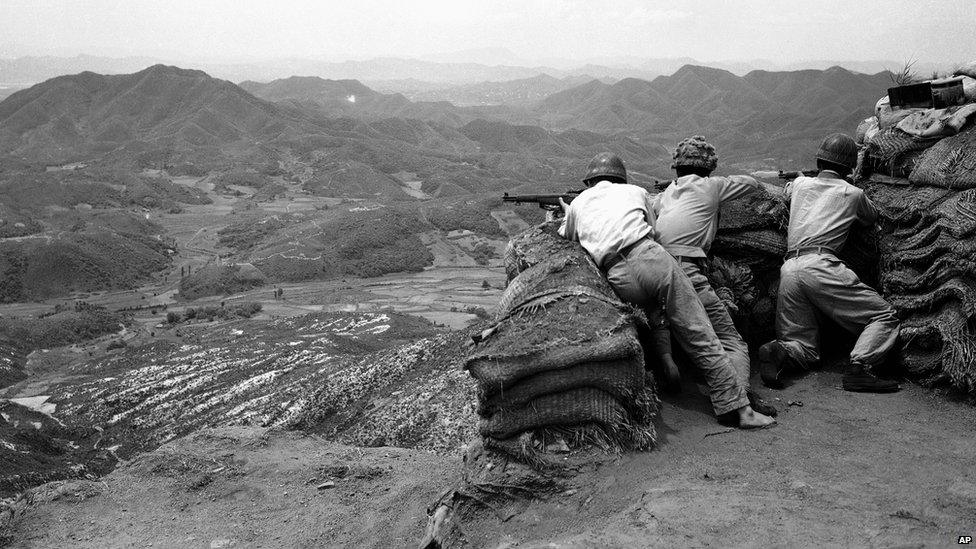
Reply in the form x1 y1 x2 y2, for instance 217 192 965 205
737 405 776 429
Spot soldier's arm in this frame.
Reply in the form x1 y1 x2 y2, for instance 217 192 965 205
720 175 760 202
782 179 796 206
643 190 660 239
557 199 578 240
856 190 879 226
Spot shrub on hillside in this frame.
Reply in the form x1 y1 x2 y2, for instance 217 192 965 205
179 264 266 300
167 302 263 323
106 339 127 350
167 163 208 177
0 218 43 238
213 170 272 190
469 242 497 266
124 176 212 208
341 237 433 278
218 216 289 251
424 197 506 236
0 230 171 303
328 207 434 277
0 306 126 351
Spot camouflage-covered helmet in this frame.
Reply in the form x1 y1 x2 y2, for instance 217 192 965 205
816 133 858 170
583 152 627 183
672 135 718 171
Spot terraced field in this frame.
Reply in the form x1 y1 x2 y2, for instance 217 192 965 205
0 310 478 498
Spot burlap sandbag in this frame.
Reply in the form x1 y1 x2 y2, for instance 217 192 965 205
909 127 976 190
467 323 643 395
494 253 615 319
478 358 645 416
503 221 579 282
712 229 787 264
479 387 629 440
717 185 788 232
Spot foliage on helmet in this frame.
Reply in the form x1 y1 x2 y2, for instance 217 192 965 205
671 135 718 170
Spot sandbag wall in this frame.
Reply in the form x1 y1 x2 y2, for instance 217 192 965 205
708 184 789 343
865 176 976 393
464 222 657 460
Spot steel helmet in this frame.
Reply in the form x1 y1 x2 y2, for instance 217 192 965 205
816 133 858 170
583 152 627 183
672 135 718 171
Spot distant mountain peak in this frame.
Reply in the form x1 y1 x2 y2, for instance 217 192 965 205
137 64 210 79
672 64 737 79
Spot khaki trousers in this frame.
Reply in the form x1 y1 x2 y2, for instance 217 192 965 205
679 260 752 388
776 254 900 367
605 239 748 416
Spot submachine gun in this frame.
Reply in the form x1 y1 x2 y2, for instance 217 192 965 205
502 189 583 210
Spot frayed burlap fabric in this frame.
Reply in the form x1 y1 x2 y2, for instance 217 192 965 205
866 180 976 393
910 126 976 189
467 222 657 461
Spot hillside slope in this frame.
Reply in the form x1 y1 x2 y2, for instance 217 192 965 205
0 65 315 165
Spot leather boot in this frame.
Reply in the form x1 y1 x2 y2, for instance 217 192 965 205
842 362 900 393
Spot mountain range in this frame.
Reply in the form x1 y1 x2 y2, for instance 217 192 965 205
0 65 660 194
238 64 893 168
534 64 893 165
2 52 941 88
0 62 895 184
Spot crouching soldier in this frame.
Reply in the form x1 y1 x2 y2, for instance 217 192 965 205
559 152 775 428
654 135 777 416
759 133 900 393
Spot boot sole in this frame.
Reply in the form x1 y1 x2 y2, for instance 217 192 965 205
842 375 901 393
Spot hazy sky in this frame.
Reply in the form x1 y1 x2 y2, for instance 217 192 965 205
2 0 974 65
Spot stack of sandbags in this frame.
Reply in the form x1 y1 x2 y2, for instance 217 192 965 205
712 182 789 268
466 222 657 463
863 127 939 177
865 178 976 393
706 184 789 343
909 125 976 189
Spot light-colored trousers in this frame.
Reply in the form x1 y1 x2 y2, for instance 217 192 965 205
776 254 900 367
605 239 748 416
678 260 752 389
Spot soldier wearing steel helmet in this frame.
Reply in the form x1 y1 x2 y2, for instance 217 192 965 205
758 133 901 393
558 152 775 429
653 136 777 417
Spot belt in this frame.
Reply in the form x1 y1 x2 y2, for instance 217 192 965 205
602 236 650 271
783 246 836 260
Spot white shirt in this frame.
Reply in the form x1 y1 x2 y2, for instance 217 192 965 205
558 180 658 268
785 171 877 252
654 174 759 258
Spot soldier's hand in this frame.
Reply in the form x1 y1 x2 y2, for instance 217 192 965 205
557 197 569 211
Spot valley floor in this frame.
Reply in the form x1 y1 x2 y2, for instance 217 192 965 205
6 367 975 548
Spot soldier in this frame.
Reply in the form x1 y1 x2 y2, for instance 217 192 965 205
558 152 775 428
654 136 777 416
759 134 900 393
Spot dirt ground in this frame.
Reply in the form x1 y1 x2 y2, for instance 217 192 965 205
7 365 975 548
